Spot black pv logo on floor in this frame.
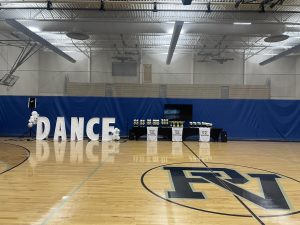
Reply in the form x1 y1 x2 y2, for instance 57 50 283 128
141 162 300 217
165 166 288 210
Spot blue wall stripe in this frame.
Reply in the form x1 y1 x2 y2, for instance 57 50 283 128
0 96 299 141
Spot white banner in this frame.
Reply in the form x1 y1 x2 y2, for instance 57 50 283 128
147 127 158 141
172 127 183 142
199 127 211 142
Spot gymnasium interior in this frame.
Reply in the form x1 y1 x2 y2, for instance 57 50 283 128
0 0 300 224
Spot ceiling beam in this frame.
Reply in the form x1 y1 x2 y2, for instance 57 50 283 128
6 19 76 63
166 21 184 65
259 44 300 65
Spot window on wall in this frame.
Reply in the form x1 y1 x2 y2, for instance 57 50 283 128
112 62 137 76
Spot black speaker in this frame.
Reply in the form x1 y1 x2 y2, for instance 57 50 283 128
28 97 36 110
221 131 227 142
181 0 192 5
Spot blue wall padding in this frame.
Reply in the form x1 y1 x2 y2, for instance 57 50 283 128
0 96 299 141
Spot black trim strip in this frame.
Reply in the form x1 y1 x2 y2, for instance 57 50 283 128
209 162 300 184
0 142 31 175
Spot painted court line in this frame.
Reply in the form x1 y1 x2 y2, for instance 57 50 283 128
39 146 113 225
182 141 265 225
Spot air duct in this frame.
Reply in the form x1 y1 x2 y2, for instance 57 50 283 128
166 21 184 65
6 19 76 63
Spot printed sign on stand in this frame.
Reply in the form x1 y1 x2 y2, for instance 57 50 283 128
147 127 158 141
172 127 183 142
199 127 211 142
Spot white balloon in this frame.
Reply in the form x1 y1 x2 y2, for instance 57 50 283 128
29 118 34 123
30 115 34 120
31 111 38 116
28 122 33 128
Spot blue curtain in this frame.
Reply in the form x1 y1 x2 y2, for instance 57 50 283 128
0 96 299 140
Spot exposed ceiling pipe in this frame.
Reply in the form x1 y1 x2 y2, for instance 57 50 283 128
19 21 290 36
185 23 286 35
6 19 76 63
259 44 300 65
0 0 258 4
1 7 300 14
166 21 184 65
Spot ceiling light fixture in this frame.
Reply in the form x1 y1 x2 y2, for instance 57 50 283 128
264 34 289 43
233 22 252 25
27 26 40 33
285 24 300 28
66 32 89 40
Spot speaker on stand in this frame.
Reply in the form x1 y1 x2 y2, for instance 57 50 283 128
28 97 36 111
221 130 227 142
28 97 37 139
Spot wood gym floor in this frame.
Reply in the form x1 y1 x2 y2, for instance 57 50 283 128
0 138 299 225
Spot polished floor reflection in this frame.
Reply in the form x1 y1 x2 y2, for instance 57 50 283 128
0 139 299 225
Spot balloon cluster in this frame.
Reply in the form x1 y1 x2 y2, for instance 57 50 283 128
112 128 120 141
28 111 39 128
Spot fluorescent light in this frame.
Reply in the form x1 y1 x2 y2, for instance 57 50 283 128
286 24 300 28
27 26 41 32
167 28 174 34
233 22 252 25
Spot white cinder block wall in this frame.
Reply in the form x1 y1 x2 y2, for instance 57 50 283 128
142 52 193 84
295 56 300 99
194 54 244 85
0 47 300 99
245 55 297 99
39 51 89 95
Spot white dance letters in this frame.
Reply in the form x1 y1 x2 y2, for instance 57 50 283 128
36 117 116 141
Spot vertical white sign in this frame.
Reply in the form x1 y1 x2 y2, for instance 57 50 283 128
147 127 158 141
172 127 183 142
199 127 210 142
